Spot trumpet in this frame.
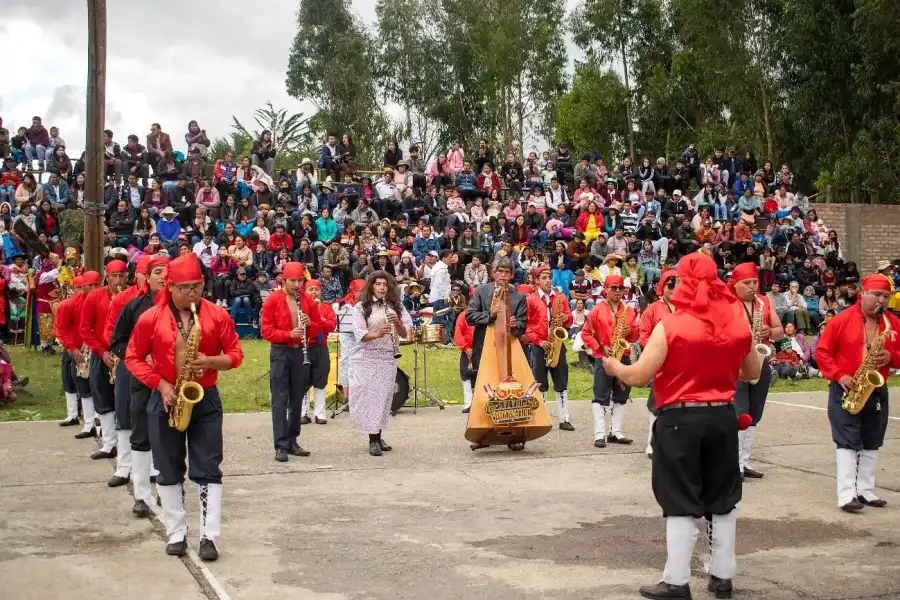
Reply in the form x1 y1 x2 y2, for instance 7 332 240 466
295 287 310 365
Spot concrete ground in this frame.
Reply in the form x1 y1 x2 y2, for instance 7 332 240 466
1 391 898 600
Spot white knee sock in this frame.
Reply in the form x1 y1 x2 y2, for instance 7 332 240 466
591 403 607 441
199 483 223 547
301 391 311 418
856 450 880 502
114 429 132 477
647 412 656 455
158 484 187 544
556 390 569 423
662 516 698 586
80 397 96 433
64 392 79 421
131 450 152 502
462 380 473 409
611 403 628 437
835 448 859 506
709 510 737 580
314 388 327 420
98 412 117 452
740 425 757 470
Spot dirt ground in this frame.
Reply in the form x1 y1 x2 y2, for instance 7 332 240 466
1 391 898 600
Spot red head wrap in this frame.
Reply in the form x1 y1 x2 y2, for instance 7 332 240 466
82 271 101 286
283 262 306 281
73 275 84 288
340 279 366 306
656 268 677 297
605 274 625 287
155 253 203 306
136 254 152 275
139 257 170 294
105 260 127 275
533 265 551 279
304 279 322 291
671 253 738 335
862 274 891 292
728 262 758 291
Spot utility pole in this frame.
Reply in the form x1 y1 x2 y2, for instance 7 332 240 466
84 0 107 273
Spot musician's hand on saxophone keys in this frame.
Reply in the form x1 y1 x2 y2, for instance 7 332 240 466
69 348 84 363
838 375 857 393
875 349 891 368
101 351 116 369
158 380 178 408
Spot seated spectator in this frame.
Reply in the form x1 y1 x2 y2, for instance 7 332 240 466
108 200 135 247
103 129 123 187
42 172 69 211
156 206 181 253
229 267 260 324
184 120 210 156
47 145 72 182
25 116 51 168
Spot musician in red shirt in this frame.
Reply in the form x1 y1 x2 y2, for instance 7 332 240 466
525 266 575 430
817 274 900 513
638 267 676 457
730 262 784 479
602 253 762 600
455 300 476 413
80 260 127 459
581 274 639 448
260 262 322 462
104 255 151 488
300 279 337 425
54 275 86 427
125 253 243 561
59 271 102 437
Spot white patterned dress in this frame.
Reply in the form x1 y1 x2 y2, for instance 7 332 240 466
348 301 413 435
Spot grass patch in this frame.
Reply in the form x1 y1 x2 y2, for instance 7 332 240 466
1 340 868 422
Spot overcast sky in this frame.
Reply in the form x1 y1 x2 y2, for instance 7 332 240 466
2 0 582 157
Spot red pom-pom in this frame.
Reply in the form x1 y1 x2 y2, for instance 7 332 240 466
737 413 753 431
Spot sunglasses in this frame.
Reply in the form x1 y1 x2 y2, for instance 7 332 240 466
607 286 624 292
665 278 676 290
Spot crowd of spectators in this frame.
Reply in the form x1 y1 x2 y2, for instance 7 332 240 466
1 115 898 378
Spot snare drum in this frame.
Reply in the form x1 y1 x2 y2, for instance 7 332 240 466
418 324 445 344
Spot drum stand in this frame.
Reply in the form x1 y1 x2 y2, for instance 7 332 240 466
409 329 445 413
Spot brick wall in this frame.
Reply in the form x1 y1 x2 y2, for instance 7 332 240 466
811 203 900 273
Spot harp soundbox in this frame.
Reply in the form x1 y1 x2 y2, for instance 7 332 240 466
464 284 552 447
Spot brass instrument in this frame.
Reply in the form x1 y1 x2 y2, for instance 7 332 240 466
751 297 773 359
841 314 890 415
75 344 91 379
295 287 310 365
109 356 119 384
384 302 402 359
169 303 205 432
545 288 568 368
609 303 630 360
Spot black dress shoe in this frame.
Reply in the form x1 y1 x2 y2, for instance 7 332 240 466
300 415 312 425
461 407 470 414
377 438 392 452
275 449 288 462
166 538 187 557
639 581 693 599
59 417 80 427
315 417 327 424
150 475 157 484
559 421 575 431
74 428 96 439
107 474 129 487
594 438 607 448
841 498 864 513
369 442 383 456
198 537 219 561
289 443 310 457
707 575 733 599
608 434 633 445
469 442 489 450
132 499 150 518
858 496 888 508
742 467 764 479
91 448 117 460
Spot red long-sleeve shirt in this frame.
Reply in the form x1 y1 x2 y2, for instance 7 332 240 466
816 304 900 383
454 313 475 353
524 290 573 346
581 301 638 358
54 293 87 351
267 233 294 253
312 301 337 345
639 300 674 347
104 285 140 346
125 298 243 391
80 286 115 356
260 288 323 348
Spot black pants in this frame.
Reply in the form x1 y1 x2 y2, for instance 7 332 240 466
733 359 771 425
828 382 889 451
130 383 152 452
528 344 568 393
307 344 330 389
148 387 223 486
652 405 742 517
592 355 630 405
61 353 76 394
270 345 312 451
459 352 474 382
646 382 659 416
89 353 115 414
114 363 132 430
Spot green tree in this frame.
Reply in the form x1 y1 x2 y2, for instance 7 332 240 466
231 102 312 156
554 62 629 161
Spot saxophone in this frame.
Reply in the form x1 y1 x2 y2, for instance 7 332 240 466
609 303 630 360
751 297 773 359
75 344 92 379
169 303 205 432
841 314 890 415
545 288 569 368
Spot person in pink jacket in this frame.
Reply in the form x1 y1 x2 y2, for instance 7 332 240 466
447 142 465 175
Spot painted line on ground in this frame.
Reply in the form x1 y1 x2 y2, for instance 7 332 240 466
768 400 900 421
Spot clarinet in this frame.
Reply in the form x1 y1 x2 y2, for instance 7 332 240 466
295 287 310 365
384 302 402 359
